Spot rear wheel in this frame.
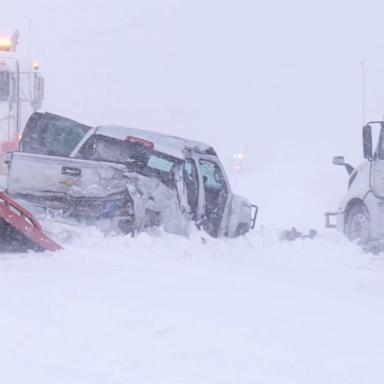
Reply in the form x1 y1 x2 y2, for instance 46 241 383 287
345 204 370 242
236 223 250 237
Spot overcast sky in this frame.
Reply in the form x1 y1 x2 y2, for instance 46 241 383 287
2 0 384 170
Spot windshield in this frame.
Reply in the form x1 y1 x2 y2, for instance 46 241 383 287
76 134 181 187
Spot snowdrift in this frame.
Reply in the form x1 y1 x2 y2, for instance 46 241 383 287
1 159 383 383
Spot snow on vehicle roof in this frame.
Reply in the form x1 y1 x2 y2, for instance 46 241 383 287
95 125 217 159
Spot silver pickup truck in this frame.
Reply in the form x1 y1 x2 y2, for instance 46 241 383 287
7 112 257 237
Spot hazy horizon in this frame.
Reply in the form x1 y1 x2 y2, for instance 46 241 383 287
3 0 384 169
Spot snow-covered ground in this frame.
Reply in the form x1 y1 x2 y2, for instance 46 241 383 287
1 229 384 383
1 162 384 383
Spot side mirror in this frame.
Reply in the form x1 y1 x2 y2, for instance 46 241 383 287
332 155 354 175
363 124 373 160
333 156 345 166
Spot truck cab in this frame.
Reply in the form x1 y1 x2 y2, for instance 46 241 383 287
328 121 384 242
7 112 257 237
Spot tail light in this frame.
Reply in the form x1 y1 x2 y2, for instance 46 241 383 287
125 136 154 149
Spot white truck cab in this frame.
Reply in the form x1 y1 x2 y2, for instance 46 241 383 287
327 121 384 241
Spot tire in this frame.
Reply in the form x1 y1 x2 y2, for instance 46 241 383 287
345 204 371 242
236 223 250 237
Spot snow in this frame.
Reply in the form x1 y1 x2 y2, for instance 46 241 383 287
1 229 384 383
3 0 384 380
1 160 384 383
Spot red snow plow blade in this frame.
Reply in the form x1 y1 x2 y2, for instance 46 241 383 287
0 192 62 253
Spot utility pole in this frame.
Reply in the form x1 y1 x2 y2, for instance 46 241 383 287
362 62 366 125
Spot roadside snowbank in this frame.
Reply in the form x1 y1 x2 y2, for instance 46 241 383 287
1 227 384 384
1 157 383 383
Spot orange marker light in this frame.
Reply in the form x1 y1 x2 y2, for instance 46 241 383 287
32 61 39 70
0 38 12 51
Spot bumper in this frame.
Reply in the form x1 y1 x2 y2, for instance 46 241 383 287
251 204 258 229
325 212 337 228
324 210 345 231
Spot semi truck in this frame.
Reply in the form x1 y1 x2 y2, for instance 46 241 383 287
327 121 384 243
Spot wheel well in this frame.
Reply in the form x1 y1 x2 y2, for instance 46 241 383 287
344 198 366 227
236 222 250 237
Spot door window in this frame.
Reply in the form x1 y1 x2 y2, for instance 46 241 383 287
198 159 228 237
184 159 199 216
198 159 227 191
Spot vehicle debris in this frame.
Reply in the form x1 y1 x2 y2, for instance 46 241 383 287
279 227 317 241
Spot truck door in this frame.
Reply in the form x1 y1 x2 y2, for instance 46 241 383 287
193 154 231 237
369 131 384 234
369 123 384 198
183 158 200 219
371 160 384 197
371 150 384 198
